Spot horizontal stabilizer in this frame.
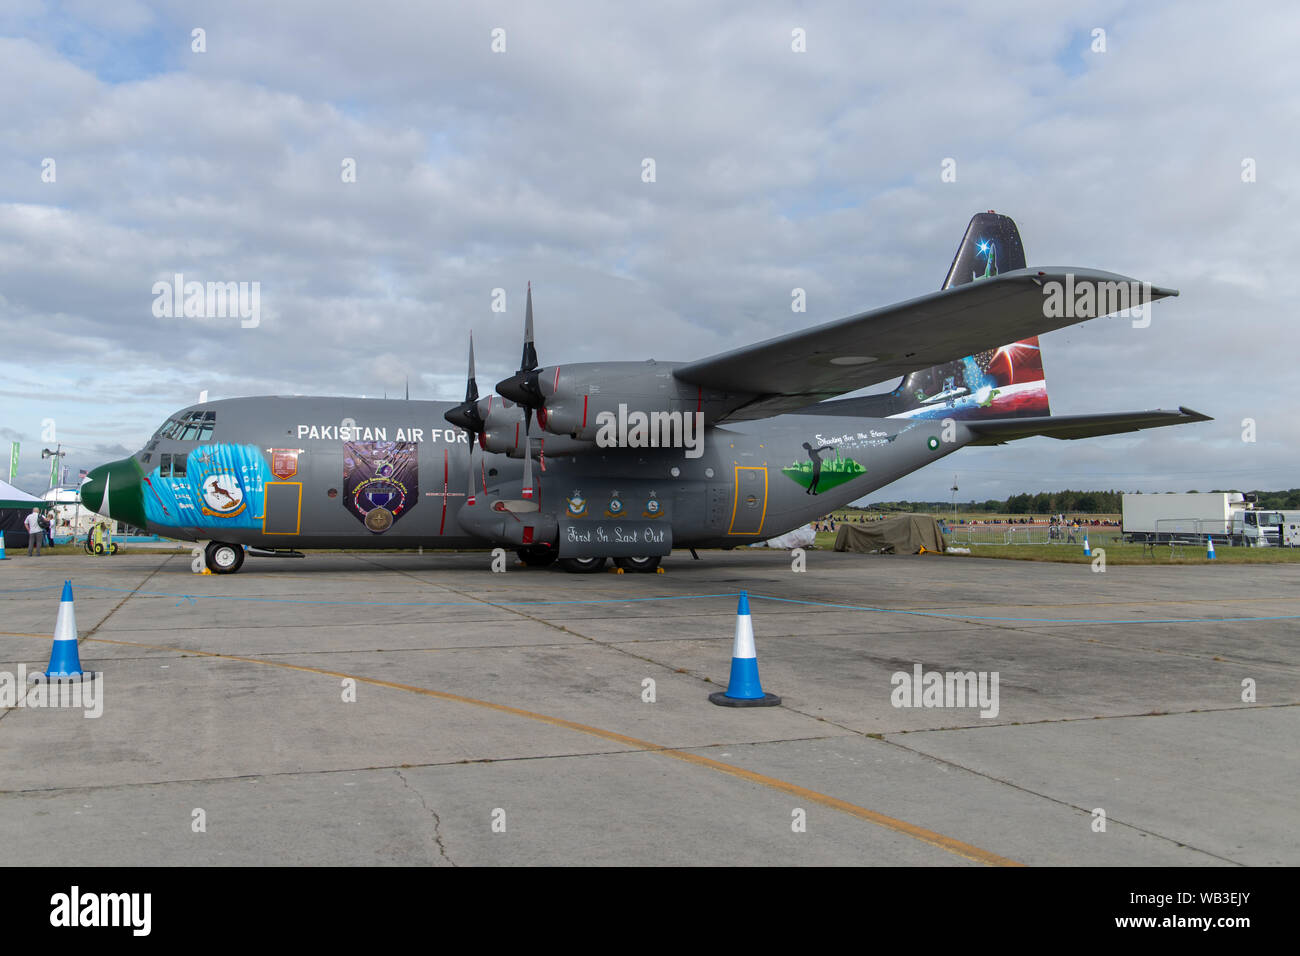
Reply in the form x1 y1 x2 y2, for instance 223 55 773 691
964 407 1212 445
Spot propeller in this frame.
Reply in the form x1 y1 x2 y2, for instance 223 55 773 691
496 284 541 501
443 334 484 505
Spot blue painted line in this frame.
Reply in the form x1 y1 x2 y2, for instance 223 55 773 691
2 584 1297 626
745 593 1300 625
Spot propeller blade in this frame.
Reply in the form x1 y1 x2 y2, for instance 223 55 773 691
444 334 486 433
521 404 534 500
466 437 476 506
521 281 537 373
496 284 544 407
465 333 478 404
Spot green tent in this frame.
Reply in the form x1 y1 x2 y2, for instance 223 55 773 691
0 478 52 548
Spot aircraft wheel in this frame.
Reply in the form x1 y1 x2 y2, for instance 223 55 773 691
517 546 558 568
613 555 661 573
556 556 607 574
205 541 244 574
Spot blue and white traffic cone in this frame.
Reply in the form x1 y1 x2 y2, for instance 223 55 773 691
1083 533 1091 557
1207 536 1216 560
0 530 6 559
709 591 781 707
44 581 88 678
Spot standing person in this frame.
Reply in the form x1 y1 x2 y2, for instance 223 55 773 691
25 507 44 556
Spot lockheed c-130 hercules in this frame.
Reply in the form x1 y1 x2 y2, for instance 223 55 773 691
81 212 1208 574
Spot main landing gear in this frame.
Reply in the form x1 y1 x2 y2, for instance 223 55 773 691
516 545 559 568
550 555 662 574
205 541 245 574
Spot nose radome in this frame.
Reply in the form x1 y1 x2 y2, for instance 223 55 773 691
81 457 148 529
81 465 108 515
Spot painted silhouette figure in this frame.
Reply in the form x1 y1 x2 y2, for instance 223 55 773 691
206 477 239 509
801 442 836 495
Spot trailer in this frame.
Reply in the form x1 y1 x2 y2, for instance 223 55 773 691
1122 493 1244 544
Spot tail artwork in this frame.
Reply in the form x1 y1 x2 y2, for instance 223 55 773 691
857 211 1050 422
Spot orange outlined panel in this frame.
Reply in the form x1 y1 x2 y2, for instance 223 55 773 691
728 466 768 535
263 482 303 535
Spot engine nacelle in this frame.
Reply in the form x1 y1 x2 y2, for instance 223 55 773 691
536 361 736 445
476 395 594 458
476 395 526 455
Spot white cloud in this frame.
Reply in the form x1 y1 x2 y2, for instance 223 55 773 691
0 0 1296 499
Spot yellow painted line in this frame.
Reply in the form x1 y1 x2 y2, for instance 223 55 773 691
70 633 1020 866
0 632 52 640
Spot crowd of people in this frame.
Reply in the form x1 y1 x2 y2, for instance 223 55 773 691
815 511 1120 535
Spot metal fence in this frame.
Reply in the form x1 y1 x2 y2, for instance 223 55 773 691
943 524 1103 546
1153 518 1230 540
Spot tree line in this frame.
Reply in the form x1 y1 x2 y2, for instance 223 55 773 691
865 489 1300 515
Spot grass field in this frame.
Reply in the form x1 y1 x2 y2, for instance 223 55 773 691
809 509 1300 564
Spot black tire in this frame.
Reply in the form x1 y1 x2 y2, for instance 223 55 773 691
205 541 244 574
556 556 608 574
84 538 95 554
109 543 120 554
613 555 661 573
517 546 559 568
93 543 105 554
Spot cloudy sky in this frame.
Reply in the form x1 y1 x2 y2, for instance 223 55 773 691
2 0 1297 502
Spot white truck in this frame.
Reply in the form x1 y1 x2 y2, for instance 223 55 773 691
1230 509 1300 547
1123 493 1300 547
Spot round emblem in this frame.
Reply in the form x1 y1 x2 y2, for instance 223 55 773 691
201 474 245 513
609 498 623 514
646 499 659 513
927 436 941 450
365 507 394 532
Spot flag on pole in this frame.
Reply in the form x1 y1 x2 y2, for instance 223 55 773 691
48 454 59 490
8 443 17 482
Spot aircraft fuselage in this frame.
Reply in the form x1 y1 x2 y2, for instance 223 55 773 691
82 395 967 557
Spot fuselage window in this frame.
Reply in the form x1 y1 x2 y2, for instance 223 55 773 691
171 453 187 477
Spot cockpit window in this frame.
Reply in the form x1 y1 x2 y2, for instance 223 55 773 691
156 411 215 442
159 453 187 477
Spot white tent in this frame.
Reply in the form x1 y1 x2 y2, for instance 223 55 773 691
0 477 45 507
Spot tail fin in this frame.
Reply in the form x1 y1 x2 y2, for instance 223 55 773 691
886 211 1049 421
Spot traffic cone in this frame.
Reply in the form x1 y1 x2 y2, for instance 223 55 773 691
1083 534 1091 557
44 581 88 678
709 591 781 707
1207 536 1216 560
0 530 6 559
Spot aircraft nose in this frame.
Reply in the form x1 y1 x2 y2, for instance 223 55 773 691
81 457 148 529
81 465 108 514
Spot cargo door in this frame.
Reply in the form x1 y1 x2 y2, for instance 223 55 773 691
728 466 767 536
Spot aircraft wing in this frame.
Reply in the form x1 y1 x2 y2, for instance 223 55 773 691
674 268 1176 420
963 407 1212 445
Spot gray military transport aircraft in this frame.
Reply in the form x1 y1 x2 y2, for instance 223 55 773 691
82 212 1208 574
